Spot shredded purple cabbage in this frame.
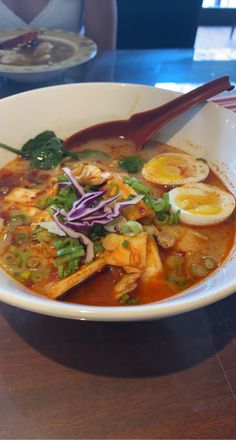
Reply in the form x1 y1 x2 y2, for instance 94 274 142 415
62 167 85 196
52 168 144 262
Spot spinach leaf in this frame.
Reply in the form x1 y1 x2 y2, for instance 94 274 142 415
22 130 56 158
31 137 64 169
0 130 79 170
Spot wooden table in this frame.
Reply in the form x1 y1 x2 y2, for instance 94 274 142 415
0 49 236 439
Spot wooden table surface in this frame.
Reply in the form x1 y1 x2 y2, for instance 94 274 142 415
0 296 236 439
0 49 236 439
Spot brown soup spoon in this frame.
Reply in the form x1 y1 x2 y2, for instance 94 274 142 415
64 76 234 152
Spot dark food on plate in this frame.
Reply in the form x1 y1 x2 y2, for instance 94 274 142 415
0 131 235 306
0 31 74 66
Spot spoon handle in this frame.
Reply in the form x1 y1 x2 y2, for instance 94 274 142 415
131 76 234 150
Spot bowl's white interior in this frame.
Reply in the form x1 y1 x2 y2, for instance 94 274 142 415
0 82 236 321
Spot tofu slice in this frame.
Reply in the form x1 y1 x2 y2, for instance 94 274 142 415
71 162 111 185
141 235 163 282
11 205 42 218
32 210 52 222
4 184 58 207
4 187 41 206
103 232 147 270
44 258 106 299
114 271 141 299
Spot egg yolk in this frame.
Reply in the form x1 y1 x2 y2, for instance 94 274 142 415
145 156 190 182
176 191 221 215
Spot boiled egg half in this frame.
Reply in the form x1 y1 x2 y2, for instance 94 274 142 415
168 183 235 226
142 153 209 186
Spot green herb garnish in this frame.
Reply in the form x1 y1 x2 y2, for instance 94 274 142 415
118 156 145 173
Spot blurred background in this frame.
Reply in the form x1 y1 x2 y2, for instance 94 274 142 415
117 0 236 51
1 0 236 97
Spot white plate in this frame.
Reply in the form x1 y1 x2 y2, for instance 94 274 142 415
0 28 97 82
0 82 236 321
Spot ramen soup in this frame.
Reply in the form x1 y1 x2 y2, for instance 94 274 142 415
0 38 74 66
0 131 235 306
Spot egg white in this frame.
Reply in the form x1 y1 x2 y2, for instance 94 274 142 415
168 183 235 226
142 153 209 186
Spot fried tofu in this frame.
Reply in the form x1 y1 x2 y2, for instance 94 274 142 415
141 235 163 282
160 224 208 253
4 184 58 207
4 187 41 206
10 205 42 218
103 232 147 270
71 162 111 185
114 272 141 299
32 210 52 222
44 258 106 299
103 177 136 200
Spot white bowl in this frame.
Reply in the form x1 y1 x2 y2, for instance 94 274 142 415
0 28 97 83
0 82 236 321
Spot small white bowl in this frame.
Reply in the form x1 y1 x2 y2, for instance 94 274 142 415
0 82 235 321
0 28 97 82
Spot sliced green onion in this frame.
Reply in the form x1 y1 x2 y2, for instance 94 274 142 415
3 252 21 270
31 267 50 283
55 249 84 264
204 257 217 271
104 217 126 233
94 242 105 253
120 293 139 305
33 226 54 243
121 220 143 237
15 232 28 242
34 195 50 209
26 255 40 269
21 271 31 280
57 175 69 183
122 240 129 248
166 254 184 270
166 275 187 288
9 214 27 228
190 263 208 278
